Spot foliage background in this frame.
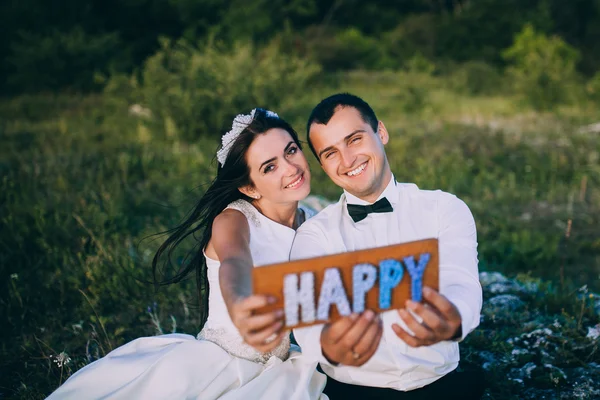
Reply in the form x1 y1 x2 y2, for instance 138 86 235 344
1 0 600 398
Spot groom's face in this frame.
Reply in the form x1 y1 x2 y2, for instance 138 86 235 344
309 106 390 202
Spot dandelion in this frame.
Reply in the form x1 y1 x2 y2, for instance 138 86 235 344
52 352 72 368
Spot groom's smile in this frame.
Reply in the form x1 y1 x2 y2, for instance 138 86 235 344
346 161 368 177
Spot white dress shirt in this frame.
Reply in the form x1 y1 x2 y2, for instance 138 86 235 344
290 176 482 391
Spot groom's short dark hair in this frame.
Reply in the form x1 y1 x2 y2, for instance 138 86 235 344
306 93 379 159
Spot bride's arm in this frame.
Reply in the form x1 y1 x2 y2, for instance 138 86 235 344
212 209 252 303
210 209 285 353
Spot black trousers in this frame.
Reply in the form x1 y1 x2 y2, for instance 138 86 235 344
322 366 485 400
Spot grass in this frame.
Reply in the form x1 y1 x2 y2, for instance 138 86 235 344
1 70 599 398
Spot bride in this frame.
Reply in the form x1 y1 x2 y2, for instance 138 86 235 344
47 109 328 399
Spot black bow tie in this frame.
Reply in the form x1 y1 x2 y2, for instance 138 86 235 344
347 197 393 223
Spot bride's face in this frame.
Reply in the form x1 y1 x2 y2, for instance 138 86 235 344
243 128 311 203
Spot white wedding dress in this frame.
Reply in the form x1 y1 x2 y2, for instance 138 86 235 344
47 200 328 400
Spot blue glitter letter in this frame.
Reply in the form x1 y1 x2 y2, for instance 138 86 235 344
403 253 431 302
379 259 404 309
352 264 377 313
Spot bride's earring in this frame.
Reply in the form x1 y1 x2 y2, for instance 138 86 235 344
239 186 261 200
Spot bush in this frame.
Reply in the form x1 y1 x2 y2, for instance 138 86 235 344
105 38 320 141
502 24 581 110
383 14 438 69
403 53 436 75
448 61 504 96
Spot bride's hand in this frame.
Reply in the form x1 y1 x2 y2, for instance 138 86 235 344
230 295 287 353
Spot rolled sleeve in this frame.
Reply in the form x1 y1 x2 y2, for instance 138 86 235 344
437 193 482 340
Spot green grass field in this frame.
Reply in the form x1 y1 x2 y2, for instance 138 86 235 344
1 71 599 398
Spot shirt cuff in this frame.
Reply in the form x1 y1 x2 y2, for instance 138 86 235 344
293 324 334 366
451 298 476 342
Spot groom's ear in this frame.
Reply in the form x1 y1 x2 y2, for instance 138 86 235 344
377 121 389 145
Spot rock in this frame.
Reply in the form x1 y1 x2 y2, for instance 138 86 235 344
476 350 507 371
507 328 561 367
479 271 509 286
543 363 567 382
571 380 600 399
510 361 537 380
488 294 525 311
509 327 555 347
568 365 600 399
511 348 529 357
479 271 537 295
482 294 526 323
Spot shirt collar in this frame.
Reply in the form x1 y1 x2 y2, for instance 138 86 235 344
343 174 398 206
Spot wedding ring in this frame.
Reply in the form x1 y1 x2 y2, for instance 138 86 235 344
265 333 278 344
352 350 360 360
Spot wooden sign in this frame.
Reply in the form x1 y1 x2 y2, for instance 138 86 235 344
252 238 438 329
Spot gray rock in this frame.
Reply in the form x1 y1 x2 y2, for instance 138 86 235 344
488 294 525 311
482 294 526 323
479 271 510 286
479 271 538 295
510 361 537 380
568 366 600 399
508 328 556 349
476 350 507 371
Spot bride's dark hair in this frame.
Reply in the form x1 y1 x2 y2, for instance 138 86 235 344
152 109 302 328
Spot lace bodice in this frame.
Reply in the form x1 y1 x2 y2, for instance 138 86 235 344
198 200 312 364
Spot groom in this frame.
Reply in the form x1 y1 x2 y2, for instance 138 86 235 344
291 93 484 399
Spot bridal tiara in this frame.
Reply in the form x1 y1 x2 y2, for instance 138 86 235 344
216 108 279 167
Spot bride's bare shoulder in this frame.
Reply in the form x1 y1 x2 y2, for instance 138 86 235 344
205 209 250 260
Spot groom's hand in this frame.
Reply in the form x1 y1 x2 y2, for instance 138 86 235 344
392 287 462 347
320 310 383 366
